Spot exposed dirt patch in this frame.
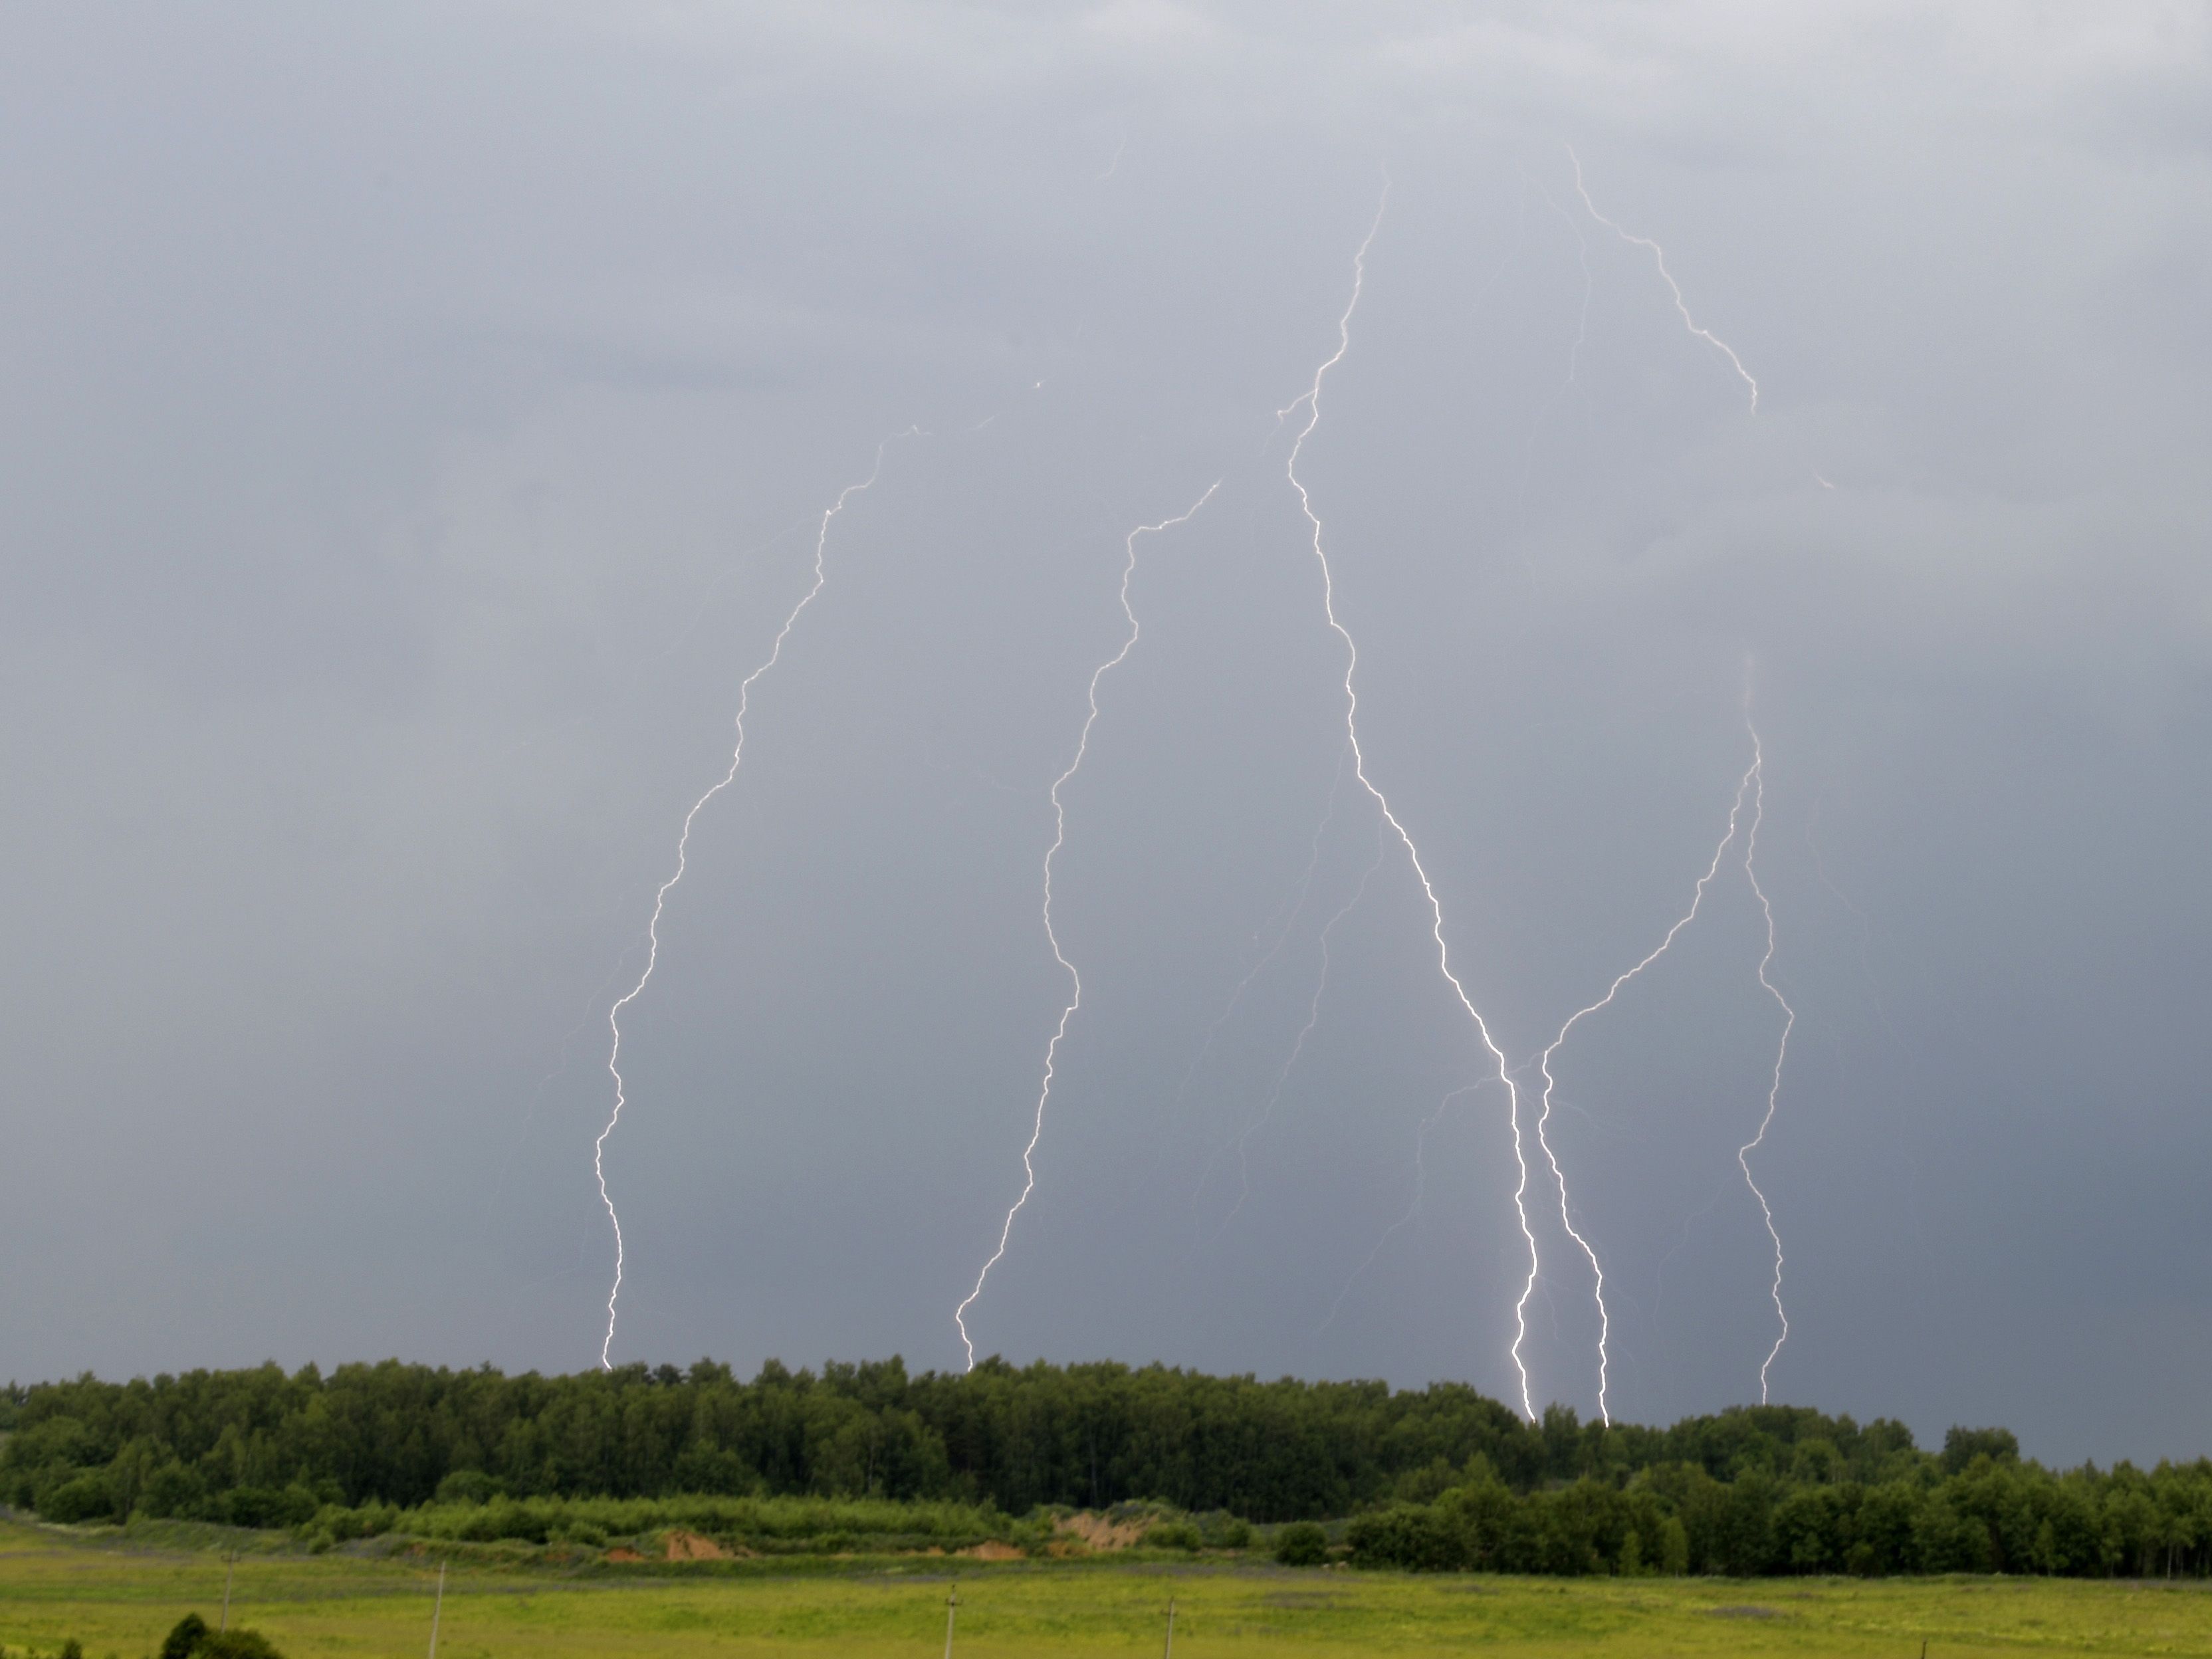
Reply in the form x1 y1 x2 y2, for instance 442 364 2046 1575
1053 1513 1148 1551
663 1530 750 1561
959 1541 1025 1561
605 1547 645 1563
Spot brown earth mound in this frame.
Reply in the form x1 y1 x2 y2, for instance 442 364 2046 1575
606 1547 645 1563
664 1530 736 1561
1053 1512 1147 1551
959 1541 1025 1560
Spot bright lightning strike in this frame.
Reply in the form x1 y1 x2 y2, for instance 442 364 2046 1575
1531 750 1761 1425
1568 146 1760 415
1739 720 1795 1402
595 430 914 1371
1283 179 1542 1422
953 481 1222 1371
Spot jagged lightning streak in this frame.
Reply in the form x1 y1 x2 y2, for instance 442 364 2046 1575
595 431 914 1370
1739 722 1795 1401
1568 146 1759 414
953 481 1222 1370
1213 809 1388 1238
1168 741 1351 1132
1530 751 1761 1424
1317 1078 1491 1334
1284 181 1541 1420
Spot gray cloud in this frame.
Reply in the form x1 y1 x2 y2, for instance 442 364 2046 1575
3 1 2208 1467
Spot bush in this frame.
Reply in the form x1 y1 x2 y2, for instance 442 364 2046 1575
160 1614 284 1659
1346 1503 1467 1572
140 1461 207 1519
38 1474 114 1524
1275 1521 1327 1566
1146 1520 1201 1551
434 1469 502 1505
211 1486 320 1529
200 1632 285 1658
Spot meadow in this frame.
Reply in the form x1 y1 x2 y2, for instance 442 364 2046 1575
7 1517 2212 1659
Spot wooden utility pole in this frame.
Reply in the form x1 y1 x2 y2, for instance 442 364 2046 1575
1163 1595 1177 1658
427 1561 446 1659
942 1588 959 1659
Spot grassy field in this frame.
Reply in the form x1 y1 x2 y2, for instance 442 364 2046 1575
5 1517 2212 1658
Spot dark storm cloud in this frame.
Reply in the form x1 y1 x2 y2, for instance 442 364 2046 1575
3 2 2208 1466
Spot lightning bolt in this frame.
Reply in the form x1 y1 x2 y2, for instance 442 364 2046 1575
1739 719 1794 1401
1283 179 1541 1420
1531 749 1761 1424
1568 146 1759 415
1317 1079 1491 1335
1213 807 1388 1238
594 429 915 1370
953 480 1222 1370
1169 740 1352 1145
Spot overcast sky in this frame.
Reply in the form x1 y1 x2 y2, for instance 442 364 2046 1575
5 1 2210 1467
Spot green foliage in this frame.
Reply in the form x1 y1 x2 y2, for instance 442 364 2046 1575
37 1476 113 1525
1943 1424 2022 1474
379 1491 1016 1551
194 1633 284 1658
1203 1513 1252 1549
1145 1520 1200 1551
156 1614 283 1659
433 1469 503 1505
1342 1453 2212 1579
5 1358 2211 1581
1275 1521 1328 1565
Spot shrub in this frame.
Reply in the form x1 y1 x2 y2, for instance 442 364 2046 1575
1346 1503 1467 1571
199 1632 285 1658
1275 1521 1327 1566
160 1615 284 1659
1147 1520 1201 1552
434 1470 502 1505
38 1474 113 1524
140 1461 207 1519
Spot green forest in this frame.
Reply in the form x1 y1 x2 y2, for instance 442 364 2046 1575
3 1358 2208 1579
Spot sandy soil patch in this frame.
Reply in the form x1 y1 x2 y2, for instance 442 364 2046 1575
1052 1512 1147 1551
663 1530 745 1561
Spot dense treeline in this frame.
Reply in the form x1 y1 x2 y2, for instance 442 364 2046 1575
1346 1450 2212 1578
2 1359 2207 1577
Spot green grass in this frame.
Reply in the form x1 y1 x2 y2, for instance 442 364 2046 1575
5 1516 2212 1658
